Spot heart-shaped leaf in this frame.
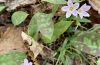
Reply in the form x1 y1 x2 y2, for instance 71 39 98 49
11 11 28 25
28 12 54 40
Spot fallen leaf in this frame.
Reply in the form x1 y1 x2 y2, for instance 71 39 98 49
33 59 40 65
89 0 100 14
0 26 26 55
0 0 5 2
2 0 36 10
21 32 44 59
21 32 54 60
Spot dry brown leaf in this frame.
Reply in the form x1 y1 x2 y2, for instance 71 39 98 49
0 26 7 38
0 0 5 2
89 0 100 14
33 59 40 65
21 32 44 59
0 0 36 10
21 32 54 60
0 26 26 55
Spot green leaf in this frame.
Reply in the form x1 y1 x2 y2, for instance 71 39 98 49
0 5 6 12
97 58 100 65
64 56 71 65
0 51 26 65
53 21 73 40
42 0 67 4
75 16 91 23
11 11 28 25
28 12 54 40
42 20 73 43
27 15 38 38
72 25 100 56
28 4 58 40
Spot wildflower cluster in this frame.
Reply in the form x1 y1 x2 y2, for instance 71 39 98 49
61 0 91 19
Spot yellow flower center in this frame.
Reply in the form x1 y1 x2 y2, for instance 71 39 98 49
78 9 82 13
69 7 74 11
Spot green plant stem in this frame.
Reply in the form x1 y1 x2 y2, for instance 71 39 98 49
51 4 59 17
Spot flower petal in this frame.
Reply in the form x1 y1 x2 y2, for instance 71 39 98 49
61 6 68 12
68 0 73 6
29 62 32 65
74 3 80 9
21 63 24 65
72 10 78 16
79 14 83 19
81 11 90 17
79 11 90 19
66 12 71 18
24 59 29 64
80 3 91 11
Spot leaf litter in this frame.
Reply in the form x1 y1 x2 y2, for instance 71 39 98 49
0 26 26 55
0 0 36 10
21 32 54 60
0 26 54 65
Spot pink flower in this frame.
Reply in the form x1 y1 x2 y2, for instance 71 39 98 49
77 4 91 19
61 0 79 18
21 59 32 65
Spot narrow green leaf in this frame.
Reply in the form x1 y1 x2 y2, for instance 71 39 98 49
11 11 28 25
42 0 67 4
64 56 71 65
75 16 91 23
53 21 73 40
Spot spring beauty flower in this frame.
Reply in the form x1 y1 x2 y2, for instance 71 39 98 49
61 0 79 18
21 58 32 65
77 4 91 19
